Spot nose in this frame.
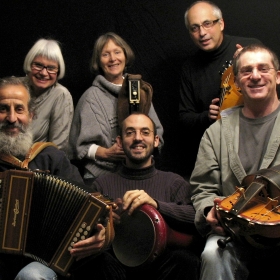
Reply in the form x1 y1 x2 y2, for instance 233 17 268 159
199 26 206 36
39 67 48 74
250 68 262 79
6 108 17 123
134 130 144 140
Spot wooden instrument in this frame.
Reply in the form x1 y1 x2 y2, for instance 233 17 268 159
0 169 115 276
217 61 243 119
112 204 195 267
216 165 280 249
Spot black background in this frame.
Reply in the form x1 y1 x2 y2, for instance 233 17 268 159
1 0 280 176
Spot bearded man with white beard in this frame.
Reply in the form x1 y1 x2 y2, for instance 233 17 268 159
0 76 113 280
0 76 83 179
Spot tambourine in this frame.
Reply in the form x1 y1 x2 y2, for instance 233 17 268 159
112 204 194 267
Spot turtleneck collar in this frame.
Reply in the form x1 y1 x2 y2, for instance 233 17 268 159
198 34 231 61
118 159 157 180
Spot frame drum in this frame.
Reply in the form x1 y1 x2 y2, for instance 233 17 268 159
112 204 167 267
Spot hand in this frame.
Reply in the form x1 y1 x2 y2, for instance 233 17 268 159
70 224 106 261
206 198 226 236
233 44 243 59
122 189 158 215
96 143 125 161
208 98 220 121
112 197 123 224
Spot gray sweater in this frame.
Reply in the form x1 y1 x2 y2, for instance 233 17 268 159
69 75 164 179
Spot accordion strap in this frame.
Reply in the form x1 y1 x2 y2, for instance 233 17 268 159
0 142 58 169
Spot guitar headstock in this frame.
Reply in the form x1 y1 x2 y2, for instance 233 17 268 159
217 60 243 119
219 60 233 76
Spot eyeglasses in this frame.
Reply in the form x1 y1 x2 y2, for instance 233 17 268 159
238 65 275 77
189 19 220 33
31 62 59 74
124 128 154 138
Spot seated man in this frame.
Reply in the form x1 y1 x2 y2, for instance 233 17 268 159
91 112 202 280
0 76 112 280
190 44 280 280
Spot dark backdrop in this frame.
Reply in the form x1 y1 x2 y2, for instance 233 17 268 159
1 0 280 176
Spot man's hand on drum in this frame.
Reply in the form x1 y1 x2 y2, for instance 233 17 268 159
70 223 106 261
122 189 158 215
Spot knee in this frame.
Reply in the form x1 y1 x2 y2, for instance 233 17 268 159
15 262 57 280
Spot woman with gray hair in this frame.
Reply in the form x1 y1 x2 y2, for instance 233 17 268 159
23 38 74 153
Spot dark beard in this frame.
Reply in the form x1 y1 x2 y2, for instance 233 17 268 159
0 123 33 157
124 143 154 165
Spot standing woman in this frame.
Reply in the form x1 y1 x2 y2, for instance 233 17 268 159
69 32 164 186
23 38 74 153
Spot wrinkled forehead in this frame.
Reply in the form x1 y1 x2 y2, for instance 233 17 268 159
187 3 214 24
0 85 29 105
238 50 273 67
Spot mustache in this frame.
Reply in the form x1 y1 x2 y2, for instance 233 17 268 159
0 122 26 133
130 140 147 148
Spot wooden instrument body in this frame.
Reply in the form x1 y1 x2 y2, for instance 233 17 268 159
0 170 113 276
216 165 280 249
217 62 243 119
112 204 194 267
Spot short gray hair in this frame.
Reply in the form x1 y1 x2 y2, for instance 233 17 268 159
23 38 65 79
184 1 223 29
0 76 35 114
233 43 279 76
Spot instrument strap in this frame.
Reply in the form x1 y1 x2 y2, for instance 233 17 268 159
229 181 266 215
232 164 280 215
0 142 58 169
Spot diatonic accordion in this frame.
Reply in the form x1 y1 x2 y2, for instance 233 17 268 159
0 169 112 276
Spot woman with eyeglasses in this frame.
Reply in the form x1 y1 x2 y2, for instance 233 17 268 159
23 38 74 153
68 32 164 187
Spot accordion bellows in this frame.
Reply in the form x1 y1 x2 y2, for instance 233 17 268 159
0 169 111 276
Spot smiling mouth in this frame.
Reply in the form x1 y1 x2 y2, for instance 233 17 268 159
200 38 210 44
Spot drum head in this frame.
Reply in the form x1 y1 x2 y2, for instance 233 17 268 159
112 204 167 267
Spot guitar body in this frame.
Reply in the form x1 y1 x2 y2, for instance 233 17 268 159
216 165 280 249
218 61 243 119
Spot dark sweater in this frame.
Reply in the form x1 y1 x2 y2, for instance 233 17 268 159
0 146 84 186
92 161 197 234
178 34 261 174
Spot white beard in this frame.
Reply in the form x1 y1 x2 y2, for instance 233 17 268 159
0 125 33 157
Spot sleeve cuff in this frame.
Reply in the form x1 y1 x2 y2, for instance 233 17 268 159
87 144 99 160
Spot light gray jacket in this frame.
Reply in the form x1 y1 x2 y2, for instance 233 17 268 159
190 106 280 236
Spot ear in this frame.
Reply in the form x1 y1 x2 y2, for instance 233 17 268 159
29 112 34 121
116 135 123 148
153 135 160 148
234 75 240 89
276 70 280 84
219 18 224 32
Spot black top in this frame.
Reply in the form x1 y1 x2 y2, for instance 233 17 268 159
0 146 84 186
93 160 197 234
178 34 261 174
